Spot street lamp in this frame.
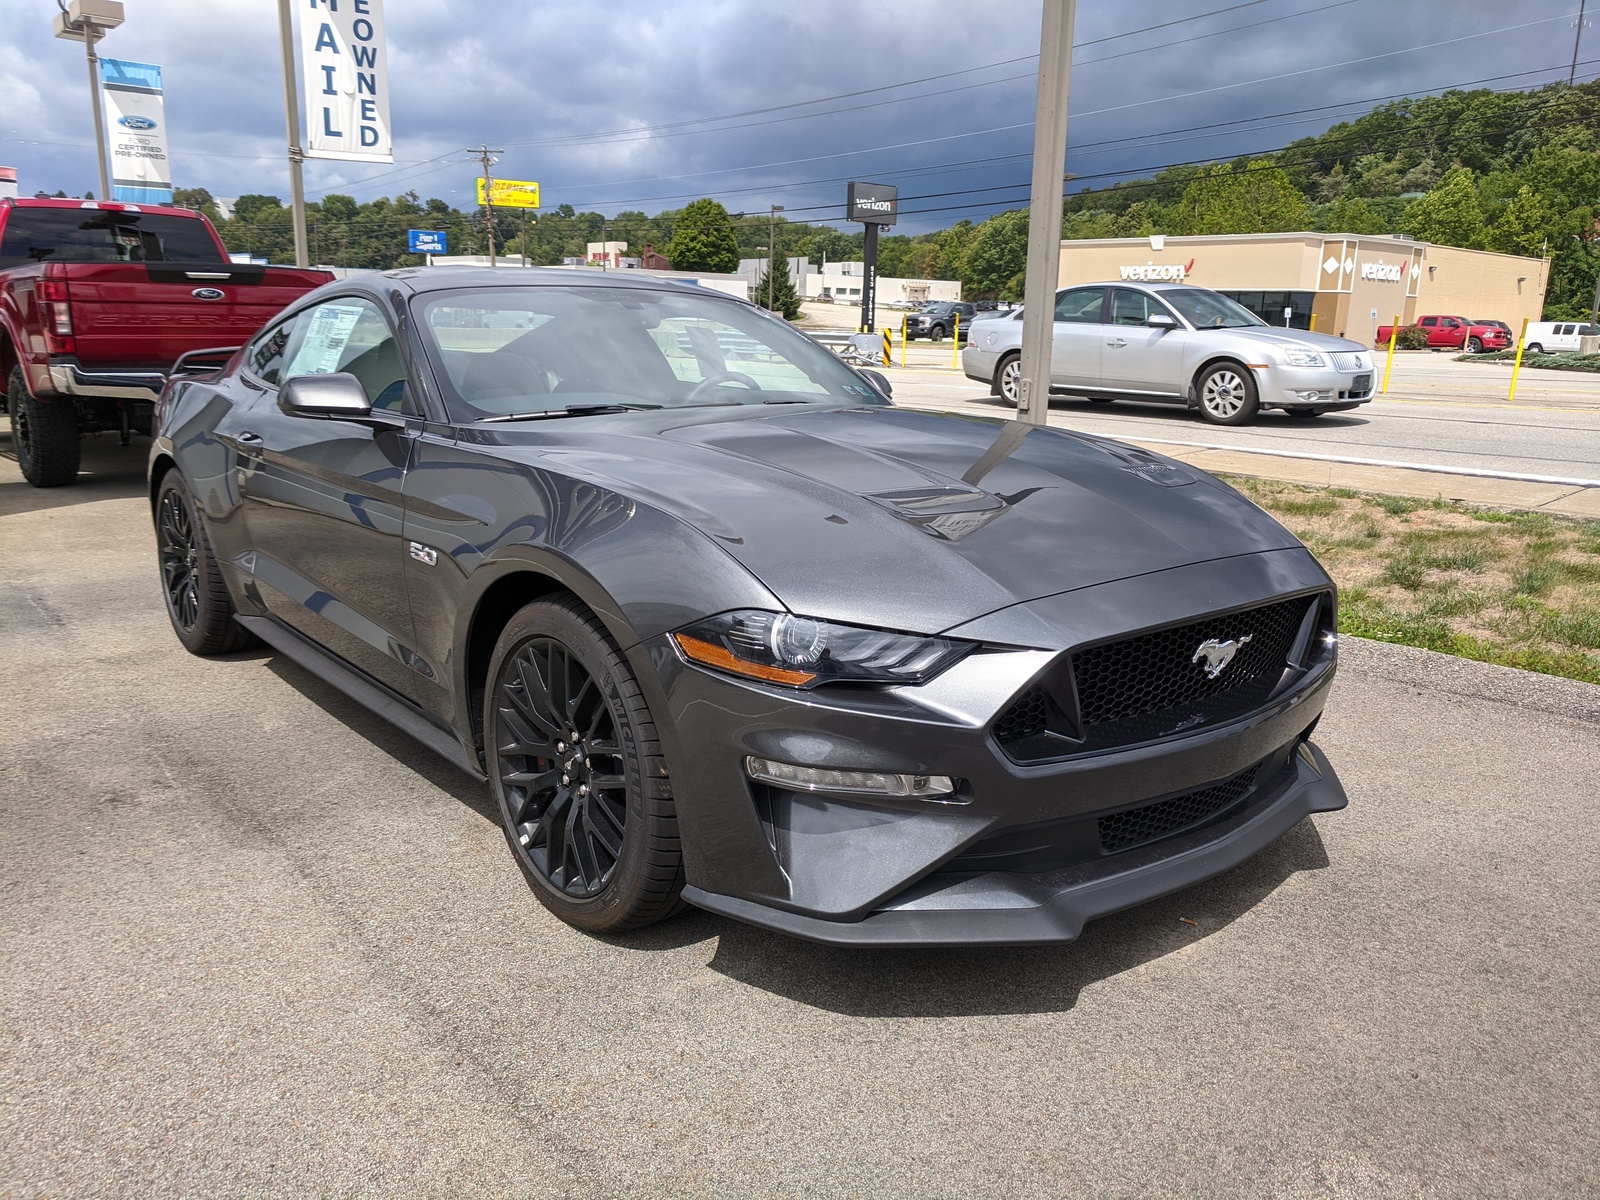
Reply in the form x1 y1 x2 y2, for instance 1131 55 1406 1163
768 204 784 310
53 0 124 202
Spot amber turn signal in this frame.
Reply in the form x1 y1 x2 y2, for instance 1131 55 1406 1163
672 633 818 686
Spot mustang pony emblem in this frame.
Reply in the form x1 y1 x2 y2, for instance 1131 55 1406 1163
1191 634 1253 679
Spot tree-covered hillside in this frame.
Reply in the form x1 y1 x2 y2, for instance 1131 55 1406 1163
173 78 1599 319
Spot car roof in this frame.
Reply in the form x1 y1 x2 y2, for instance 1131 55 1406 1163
374 264 734 299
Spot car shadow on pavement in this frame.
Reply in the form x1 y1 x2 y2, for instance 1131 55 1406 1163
678 819 1330 1018
0 425 150 516
261 655 501 825
961 396 1372 430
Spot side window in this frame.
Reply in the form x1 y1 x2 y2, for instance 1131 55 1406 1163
281 297 412 412
246 318 294 385
1054 288 1105 324
1419 317 1437 328
1110 289 1157 326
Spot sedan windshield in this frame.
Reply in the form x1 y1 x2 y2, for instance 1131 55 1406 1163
417 285 887 422
1162 289 1267 330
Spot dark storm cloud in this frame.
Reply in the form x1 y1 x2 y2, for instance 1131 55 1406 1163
0 0 1589 229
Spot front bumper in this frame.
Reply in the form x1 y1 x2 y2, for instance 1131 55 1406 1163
1256 361 1375 411
686 740 1343 946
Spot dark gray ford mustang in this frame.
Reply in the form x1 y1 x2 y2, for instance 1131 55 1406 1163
149 267 1346 945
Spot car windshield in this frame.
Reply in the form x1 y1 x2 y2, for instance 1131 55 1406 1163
416 285 889 422
1162 289 1267 329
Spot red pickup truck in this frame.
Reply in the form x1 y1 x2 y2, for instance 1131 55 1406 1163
1 197 331 486
1374 314 1510 354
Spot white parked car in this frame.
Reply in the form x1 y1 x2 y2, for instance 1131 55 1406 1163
1523 320 1600 354
962 282 1376 425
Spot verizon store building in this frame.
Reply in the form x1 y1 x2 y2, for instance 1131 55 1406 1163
1056 233 1549 345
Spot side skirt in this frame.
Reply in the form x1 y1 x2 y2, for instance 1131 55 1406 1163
236 615 486 781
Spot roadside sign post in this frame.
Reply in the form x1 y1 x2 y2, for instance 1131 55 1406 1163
847 182 898 333
1508 316 1530 403
1381 314 1400 394
53 0 125 205
1017 0 1079 424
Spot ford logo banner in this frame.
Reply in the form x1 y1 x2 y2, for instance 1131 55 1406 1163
118 115 158 131
191 287 225 301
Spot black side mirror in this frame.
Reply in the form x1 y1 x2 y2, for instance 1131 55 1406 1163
1146 312 1177 330
279 372 373 419
858 368 893 399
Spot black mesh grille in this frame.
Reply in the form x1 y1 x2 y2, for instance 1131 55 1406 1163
993 684 1047 743
1073 597 1310 727
1098 764 1260 853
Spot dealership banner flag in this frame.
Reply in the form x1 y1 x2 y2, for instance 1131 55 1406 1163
300 0 394 163
99 59 172 204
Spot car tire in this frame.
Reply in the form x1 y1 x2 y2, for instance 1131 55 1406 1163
1195 362 1259 426
485 596 684 934
995 352 1020 402
1467 337 1483 354
9 366 81 488
1526 343 1543 354
154 470 259 655
930 325 946 343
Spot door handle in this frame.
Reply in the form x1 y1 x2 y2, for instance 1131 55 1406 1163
1107 338 1128 347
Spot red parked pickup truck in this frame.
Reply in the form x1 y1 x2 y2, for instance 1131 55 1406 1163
1374 314 1511 354
1 197 331 486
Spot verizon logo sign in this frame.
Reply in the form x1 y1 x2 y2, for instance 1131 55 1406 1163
1360 260 1404 282
1120 259 1192 281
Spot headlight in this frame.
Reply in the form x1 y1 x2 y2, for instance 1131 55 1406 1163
672 610 972 687
1282 348 1327 368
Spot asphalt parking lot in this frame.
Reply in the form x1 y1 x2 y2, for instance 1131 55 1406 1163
3 429 1598 1197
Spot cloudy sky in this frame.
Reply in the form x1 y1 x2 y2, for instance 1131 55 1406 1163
1 0 1592 230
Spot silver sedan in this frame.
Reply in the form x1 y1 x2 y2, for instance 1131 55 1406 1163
961 283 1376 425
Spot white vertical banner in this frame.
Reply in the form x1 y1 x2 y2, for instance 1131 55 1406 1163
99 58 173 204
299 0 393 163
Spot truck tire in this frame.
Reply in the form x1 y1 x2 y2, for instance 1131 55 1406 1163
930 324 946 342
1466 337 1483 354
8 366 81 488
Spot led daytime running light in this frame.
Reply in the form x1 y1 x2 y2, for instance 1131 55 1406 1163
745 756 958 800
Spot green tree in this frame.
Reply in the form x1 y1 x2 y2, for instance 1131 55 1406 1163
171 186 220 221
1486 184 1557 257
1400 166 1486 247
1315 195 1389 234
755 255 803 319
805 226 859 269
665 198 741 274
1179 162 1309 234
961 209 1029 298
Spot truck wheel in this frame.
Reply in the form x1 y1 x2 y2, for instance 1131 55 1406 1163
1526 343 1543 355
995 353 1020 402
1195 362 1259 426
930 325 946 343
8 366 81 488
1466 337 1483 354
154 470 259 655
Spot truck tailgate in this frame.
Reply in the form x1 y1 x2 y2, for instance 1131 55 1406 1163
65 262 327 369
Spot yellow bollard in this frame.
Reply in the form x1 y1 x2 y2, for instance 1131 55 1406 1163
1309 313 1318 332
900 314 907 367
952 313 961 370
1508 316 1530 403
882 329 892 367
1381 314 1400 395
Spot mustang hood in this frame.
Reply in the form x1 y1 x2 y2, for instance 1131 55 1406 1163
519 406 1302 635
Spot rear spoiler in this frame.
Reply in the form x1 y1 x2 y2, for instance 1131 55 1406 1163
169 345 241 379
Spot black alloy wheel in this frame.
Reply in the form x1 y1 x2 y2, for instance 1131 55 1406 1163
930 324 947 342
487 598 683 933
8 366 80 488
154 472 258 655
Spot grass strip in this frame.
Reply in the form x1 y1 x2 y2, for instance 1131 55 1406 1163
1454 350 1600 372
1222 476 1600 686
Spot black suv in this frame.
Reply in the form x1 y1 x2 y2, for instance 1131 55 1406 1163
906 302 977 342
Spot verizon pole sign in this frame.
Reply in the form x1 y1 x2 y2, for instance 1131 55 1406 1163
300 0 392 163
847 181 898 225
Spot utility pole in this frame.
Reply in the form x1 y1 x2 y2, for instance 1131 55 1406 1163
1572 0 1590 85
471 144 504 266
768 204 784 310
275 0 309 267
1016 0 1078 425
53 0 124 203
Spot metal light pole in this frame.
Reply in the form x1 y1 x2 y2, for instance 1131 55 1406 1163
275 0 310 267
53 0 124 201
768 204 784 311
1016 0 1078 425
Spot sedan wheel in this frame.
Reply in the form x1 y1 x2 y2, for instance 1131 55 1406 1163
487 597 683 932
1195 363 1259 426
154 471 258 655
996 354 1021 403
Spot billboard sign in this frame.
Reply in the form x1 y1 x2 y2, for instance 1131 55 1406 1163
99 59 172 204
408 229 447 254
847 181 898 226
301 0 393 163
477 178 541 209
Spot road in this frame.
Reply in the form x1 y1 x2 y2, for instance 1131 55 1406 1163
875 345 1600 483
3 433 1599 1197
